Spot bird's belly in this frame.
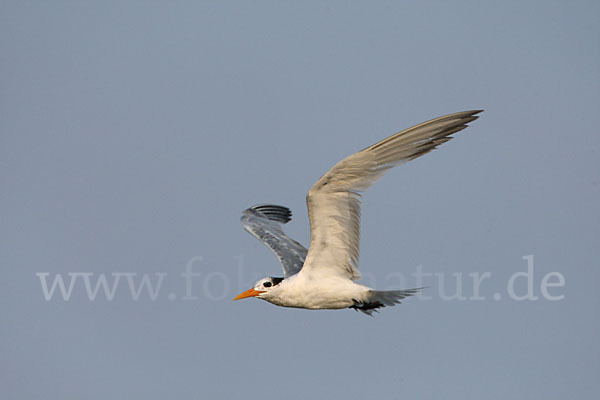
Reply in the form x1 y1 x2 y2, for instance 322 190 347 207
270 280 369 310
283 295 351 310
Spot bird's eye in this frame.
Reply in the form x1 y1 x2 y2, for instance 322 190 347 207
263 282 272 288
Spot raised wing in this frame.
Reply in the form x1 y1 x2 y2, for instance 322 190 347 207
241 204 308 277
301 110 483 280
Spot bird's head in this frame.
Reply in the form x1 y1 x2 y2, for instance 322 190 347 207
233 277 284 301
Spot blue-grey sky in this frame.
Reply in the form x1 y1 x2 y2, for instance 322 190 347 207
2 1 599 399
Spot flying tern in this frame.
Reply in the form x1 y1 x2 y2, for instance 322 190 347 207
234 110 482 315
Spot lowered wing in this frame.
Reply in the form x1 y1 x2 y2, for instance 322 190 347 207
241 204 308 277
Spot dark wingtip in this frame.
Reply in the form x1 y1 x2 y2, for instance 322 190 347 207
249 204 292 223
470 109 484 119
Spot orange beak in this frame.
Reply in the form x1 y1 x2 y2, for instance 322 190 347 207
233 288 265 301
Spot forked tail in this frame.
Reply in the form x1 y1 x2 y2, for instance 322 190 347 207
350 288 423 316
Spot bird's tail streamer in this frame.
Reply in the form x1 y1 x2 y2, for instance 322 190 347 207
351 288 423 316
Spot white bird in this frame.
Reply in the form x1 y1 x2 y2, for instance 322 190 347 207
234 110 482 315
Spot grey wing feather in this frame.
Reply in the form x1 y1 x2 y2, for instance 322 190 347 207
241 205 308 277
